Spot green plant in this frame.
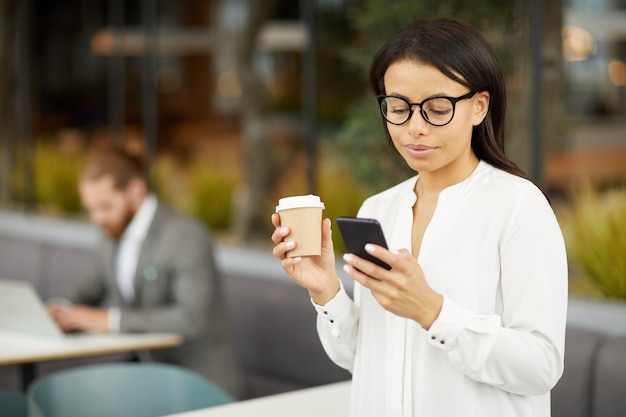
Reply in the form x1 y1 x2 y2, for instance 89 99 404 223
318 156 369 253
558 184 626 299
154 150 242 232
10 142 84 214
187 154 240 231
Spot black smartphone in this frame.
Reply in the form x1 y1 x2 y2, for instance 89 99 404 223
336 216 391 270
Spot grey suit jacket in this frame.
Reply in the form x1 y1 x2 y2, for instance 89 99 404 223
72 203 243 398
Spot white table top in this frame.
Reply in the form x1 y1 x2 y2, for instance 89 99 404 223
163 380 352 417
0 330 182 365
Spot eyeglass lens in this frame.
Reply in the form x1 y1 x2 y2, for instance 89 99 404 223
380 96 455 126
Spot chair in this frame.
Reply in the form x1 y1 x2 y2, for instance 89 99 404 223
27 362 234 417
0 389 28 417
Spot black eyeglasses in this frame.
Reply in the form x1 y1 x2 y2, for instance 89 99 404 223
377 91 476 127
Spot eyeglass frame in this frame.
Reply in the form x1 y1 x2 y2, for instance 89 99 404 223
376 91 477 127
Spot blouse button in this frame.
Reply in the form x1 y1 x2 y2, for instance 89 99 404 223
440 340 445 345
330 319 334 324
431 335 436 340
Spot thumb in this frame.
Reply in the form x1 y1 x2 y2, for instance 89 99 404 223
321 218 334 248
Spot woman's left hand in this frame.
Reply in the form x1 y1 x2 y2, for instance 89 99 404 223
342 244 443 330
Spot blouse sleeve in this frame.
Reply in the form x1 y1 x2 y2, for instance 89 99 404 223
312 281 360 373
425 186 568 396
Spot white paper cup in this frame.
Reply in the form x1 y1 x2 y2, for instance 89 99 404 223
276 195 325 257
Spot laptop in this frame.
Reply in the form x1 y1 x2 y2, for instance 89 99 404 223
0 278 65 339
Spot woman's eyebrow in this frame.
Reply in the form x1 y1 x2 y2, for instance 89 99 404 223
386 91 450 101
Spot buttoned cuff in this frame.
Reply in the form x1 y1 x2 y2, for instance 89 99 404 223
311 281 354 325
426 295 468 350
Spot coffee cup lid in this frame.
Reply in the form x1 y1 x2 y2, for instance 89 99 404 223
276 195 325 211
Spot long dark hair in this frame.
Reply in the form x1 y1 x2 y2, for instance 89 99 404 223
368 17 528 180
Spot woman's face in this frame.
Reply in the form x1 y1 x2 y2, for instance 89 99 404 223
383 60 489 180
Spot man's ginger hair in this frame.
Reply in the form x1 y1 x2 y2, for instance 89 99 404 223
80 145 149 190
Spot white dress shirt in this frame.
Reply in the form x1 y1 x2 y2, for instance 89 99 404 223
313 161 568 417
108 194 158 330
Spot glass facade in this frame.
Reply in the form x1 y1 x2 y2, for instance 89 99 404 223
563 0 626 142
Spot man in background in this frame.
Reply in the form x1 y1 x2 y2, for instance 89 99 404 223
47 145 243 398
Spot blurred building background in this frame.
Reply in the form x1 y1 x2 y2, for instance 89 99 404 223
0 0 624 245
550 0 626 192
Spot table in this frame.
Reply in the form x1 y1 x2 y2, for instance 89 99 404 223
0 330 182 389
163 380 351 417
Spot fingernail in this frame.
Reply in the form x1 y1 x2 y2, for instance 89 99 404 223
285 241 295 249
365 244 375 253
343 264 350 273
280 227 289 234
343 253 352 263
293 256 302 263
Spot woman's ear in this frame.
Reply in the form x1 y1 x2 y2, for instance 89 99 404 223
471 91 490 126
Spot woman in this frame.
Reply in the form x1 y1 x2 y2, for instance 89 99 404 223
271 18 567 417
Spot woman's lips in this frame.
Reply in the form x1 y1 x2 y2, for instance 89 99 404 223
405 144 436 158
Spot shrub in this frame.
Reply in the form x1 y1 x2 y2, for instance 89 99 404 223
154 150 241 232
10 141 84 214
558 184 626 299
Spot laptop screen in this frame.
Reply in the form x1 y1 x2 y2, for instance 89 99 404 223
0 279 65 339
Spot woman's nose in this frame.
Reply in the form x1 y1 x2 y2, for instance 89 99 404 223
407 108 429 136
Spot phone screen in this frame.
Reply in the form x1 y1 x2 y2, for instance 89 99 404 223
336 217 391 270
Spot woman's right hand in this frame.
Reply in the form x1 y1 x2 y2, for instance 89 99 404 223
271 213 340 305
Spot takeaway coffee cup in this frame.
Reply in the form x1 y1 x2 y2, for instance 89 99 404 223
276 195 325 257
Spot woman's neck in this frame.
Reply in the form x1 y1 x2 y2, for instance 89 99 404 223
415 155 479 198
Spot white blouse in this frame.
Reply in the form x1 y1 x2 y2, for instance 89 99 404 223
313 161 568 417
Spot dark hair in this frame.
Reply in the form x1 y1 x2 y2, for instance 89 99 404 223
80 144 149 190
368 17 528 180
